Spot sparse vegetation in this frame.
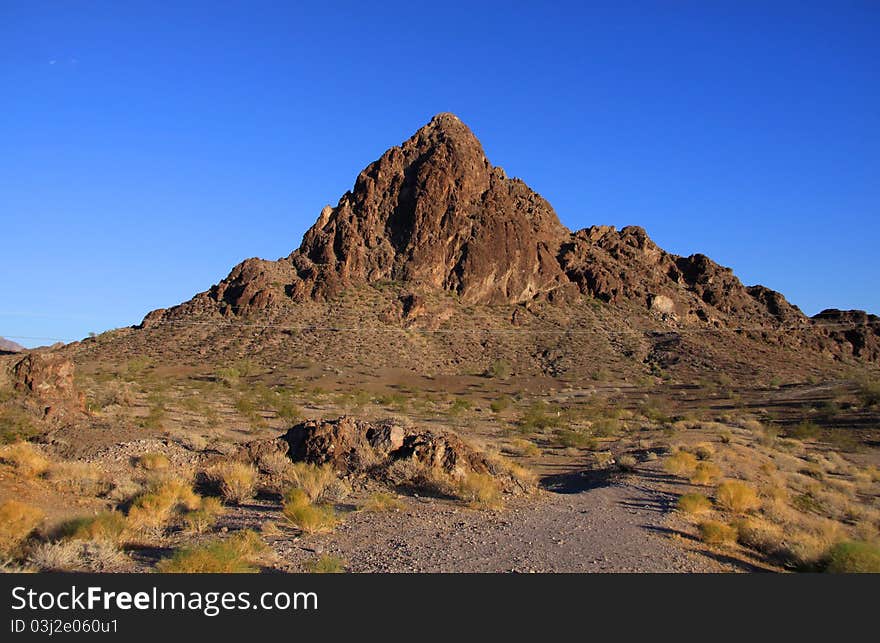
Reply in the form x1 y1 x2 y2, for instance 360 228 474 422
156 530 266 573
715 480 760 513
455 472 502 509
306 554 346 573
281 488 338 534
207 462 257 505
823 541 880 573
361 492 404 512
0 441 50 478
0 500 43 559
137 452 170 471
698 520 738 546
664 450 698 476
677 493 712 514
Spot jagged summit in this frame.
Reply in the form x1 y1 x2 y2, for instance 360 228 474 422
139 113 877 364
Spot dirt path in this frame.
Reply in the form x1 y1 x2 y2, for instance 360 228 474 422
274 467 738 573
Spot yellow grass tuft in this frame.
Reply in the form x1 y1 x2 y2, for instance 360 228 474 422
677 493 712 514
60 511 128 544
698 520 738 546
664 450 698 477
137 452 170 471
0 500 44 558
715 480 760 513
183 497 225 534
306 554 346 573
0 442 50 478
360 492 404 512
455 472 503 510
156 530 266 573
282 489 338 534
285 462 337 504
207 462 257 505
690 461 721 486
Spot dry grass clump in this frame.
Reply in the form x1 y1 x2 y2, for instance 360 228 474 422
306 554 346 573
0 441 50 478
28 539 127 572
44 461 111 496
156 530 266 573
285 462 338 503
386 459 455 497
698 520 738 546
504 438 540 458
281 489 338 534
677 493 712 515
126 478 201 534
455 472 502 509
137 452 170 471
617 454 638 472
715 480 760 513
0 500 43 559
183 497 225 534
206 462 257 504
733 516 785 555
823 541 880 573
257 451 293 477
59 511 128 544
690 461 722 486
664 450 698 476
360 492 404 512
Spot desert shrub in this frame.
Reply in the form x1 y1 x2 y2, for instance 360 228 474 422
487 359 511 380
690 461 721 486
126 478 200 534
677 493 712 514
490 397 511 413
857 380 880 408
0 406 40 444
215 366 241 387
455 472 502 509
520 402 563 432
698 520 738 546
59 511 128 544
282 489 338 534
207 462 257 504
360 492 404 512
28 539 127 572
823 541 880 573
44 461 111 496
0 441 50 478
386 459 454 497
786 421 821 441
734 517 785 556
99 380 135 408
715 480 760 513
553 428 596 449
285 462 338 503
156 530 266 573
0 500 43 559
592 419 619 438
641 398 672 424
306 554 346 573
137 452 170 471
617 454 638 472
664 450 698 476
504 438 540 458
257 451 292 477
448 398 472 416
183 497 225 534
690 442 715 460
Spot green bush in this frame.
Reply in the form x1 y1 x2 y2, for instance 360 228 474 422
824 541 880 573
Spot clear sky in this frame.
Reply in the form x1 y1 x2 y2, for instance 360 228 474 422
2 1 878 348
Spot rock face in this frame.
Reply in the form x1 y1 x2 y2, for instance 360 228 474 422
10 352 85 420
810 309 880 362
142 112 875 364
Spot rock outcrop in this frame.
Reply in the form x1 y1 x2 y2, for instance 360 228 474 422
9 351 85 421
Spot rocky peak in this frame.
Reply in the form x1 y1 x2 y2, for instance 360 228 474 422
295 112 571 304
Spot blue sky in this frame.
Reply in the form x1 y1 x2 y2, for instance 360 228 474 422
2 1 878 347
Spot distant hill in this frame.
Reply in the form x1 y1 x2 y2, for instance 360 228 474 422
0 337 24 352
